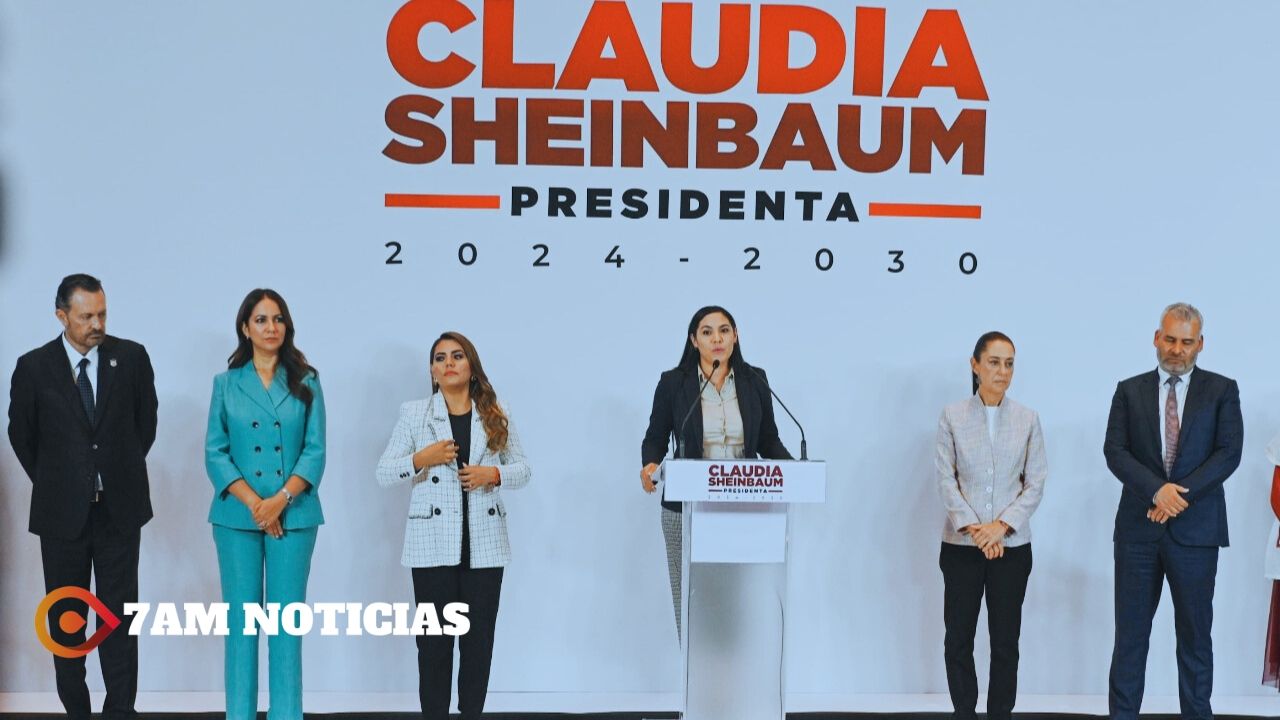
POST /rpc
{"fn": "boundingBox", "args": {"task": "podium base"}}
[683,561,786,720]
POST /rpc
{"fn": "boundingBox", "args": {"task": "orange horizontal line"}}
[868,203,982,219]
[385,193,501,210]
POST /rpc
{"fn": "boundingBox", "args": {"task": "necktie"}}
[1164,375,1180,475]
[76,357,96,424]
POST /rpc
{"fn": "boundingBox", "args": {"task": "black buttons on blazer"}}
[274,421,281,428]
[274,446,281,453]
[252,421,260,429]
[276,469,282,476]
[487,508,496,516]
[431,476,440,484]
[433,508,441,516]
[255,470,262,477]
[254,446,261,453]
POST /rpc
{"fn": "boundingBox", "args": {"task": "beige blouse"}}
[699,368,746,459]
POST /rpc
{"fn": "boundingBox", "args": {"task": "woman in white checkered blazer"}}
[935,331,1047,720]
[376,332,531,720]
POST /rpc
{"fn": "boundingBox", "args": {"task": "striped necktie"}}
[1164,375,1180,475]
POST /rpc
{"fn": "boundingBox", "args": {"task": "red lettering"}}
[589,100,615,167]
[695,102,759,169]
[383,94,448,164]
[761,104,836,170]
[836,105,903,172]
[451,97,520,165]
[526,99,585,166]
[481,0,555,88]
[661,3,751,94]
[386,0,476,89]
[758,5,846,94]
[620,101,689,168]
[888,10,988,100]
[852,7,886,97]
[558,2,659,91]
[909,107,985,174]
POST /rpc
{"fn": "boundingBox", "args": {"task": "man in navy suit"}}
[1104,302,1242,720]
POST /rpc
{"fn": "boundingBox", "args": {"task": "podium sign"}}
[661,460,826,563]
[661,459,826,503]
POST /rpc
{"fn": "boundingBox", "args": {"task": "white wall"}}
[1,0,1278,703]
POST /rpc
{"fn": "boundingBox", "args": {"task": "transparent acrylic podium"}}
[658,459,826,720]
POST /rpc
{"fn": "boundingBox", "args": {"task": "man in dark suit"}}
[1103,302,1242,720]
[8,274,158,720]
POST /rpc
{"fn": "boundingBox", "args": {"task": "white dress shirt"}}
[1157,365,1194,464]
[62,334,102,491]
[699,368,745,459]
[62,333,99,397]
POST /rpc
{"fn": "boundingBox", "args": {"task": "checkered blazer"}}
[376,394,531,568]
[935,394,1047,547]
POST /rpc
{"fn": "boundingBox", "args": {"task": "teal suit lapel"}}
[235,363,281,416]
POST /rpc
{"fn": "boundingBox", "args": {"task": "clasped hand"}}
[963,521,1009,560]
[1147,482,1190,524]
[251,495,285,539]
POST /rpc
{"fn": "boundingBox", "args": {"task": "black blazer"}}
[1103,367,1241,547]
[641,363,792,510]
[8,335,158,539]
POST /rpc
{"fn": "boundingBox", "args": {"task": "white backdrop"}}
[2,0,1279,707]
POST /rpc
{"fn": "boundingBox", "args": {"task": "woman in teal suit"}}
[205,288,325,720]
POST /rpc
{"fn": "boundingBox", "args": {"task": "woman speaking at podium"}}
[934,331,1047,720]
[376,331,531,720]
[639,305,792,636]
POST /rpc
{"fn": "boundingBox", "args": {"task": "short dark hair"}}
[55,274,103,311]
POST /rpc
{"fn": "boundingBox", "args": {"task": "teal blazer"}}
[204,363,326,530]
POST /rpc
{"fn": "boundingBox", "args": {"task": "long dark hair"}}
[676,305,747,374]
[971,331,1014,395]
[228,289,317,408]
[430,331,509,453]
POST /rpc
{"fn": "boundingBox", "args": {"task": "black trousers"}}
[39,501,140,720]
[411,565,504,720]
[939,542,1033,720]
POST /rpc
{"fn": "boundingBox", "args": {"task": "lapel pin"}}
[109,359,118,367]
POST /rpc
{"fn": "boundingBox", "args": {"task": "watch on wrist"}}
[281,488,295,505]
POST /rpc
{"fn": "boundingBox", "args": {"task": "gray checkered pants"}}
[661,506,682,639]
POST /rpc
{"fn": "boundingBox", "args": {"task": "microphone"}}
[747,364,808,461]
[676,359,719,458]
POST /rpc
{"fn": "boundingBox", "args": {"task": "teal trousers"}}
[212,525,317,720]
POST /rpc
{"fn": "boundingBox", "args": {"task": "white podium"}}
[659,459,826,720]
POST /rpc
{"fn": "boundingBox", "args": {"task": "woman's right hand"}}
[640,463,659,493]
[414,439,458,469]
[981,540,1004,560]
